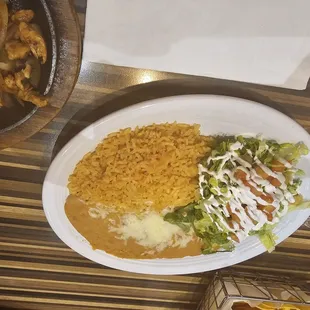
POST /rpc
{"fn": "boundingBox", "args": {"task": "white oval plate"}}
[43,95,310,275]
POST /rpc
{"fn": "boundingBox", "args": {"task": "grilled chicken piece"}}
[6,23,20,41]
[14,70,25,90]
[3,73,18,91]
[17,86,47,107]
[11,10,34,23]
[0,0,8,50]
[0,73,17,106]
[14,64,32,90]
[0,72,47,107]
[5,40,30,60]
[0,72,6,89]
[22,63,31,79]
[19,22,47,64]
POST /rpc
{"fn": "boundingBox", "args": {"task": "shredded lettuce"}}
[250,200,310,253]
[163,203,198,233]
[164,202,235,254]
[277,142,309,163]
[235,136,309,166]
[287,179,302,195]
[288,200,310,212]
[258,229,277,253]
[249,224,277,252]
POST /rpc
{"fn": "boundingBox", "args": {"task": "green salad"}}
[164,136,309,254]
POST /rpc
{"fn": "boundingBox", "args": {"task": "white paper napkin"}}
[84,0,310,90]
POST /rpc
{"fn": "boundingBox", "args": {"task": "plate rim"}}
[42,94,310,275]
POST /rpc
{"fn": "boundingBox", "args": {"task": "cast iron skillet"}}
[0,0,57,132]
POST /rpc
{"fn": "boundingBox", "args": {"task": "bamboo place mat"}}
[1,1,310,309]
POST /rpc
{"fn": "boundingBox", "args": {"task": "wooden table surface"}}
[1,1,310,309]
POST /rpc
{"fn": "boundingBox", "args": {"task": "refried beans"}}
[65,195,202,259]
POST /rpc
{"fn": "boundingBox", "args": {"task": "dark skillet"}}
[0,0,57,132]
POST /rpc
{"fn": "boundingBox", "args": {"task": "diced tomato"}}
[230,233,240,243]
[231,213,241,225]
[255,166,269,179]
[264,205,276,213]
[234,169,247,180]
[226,203,232,215]
[227,220,234,229]
[270,160,285,172]
[266,212,273,221]
[227,212,242,229]
[257,204,264,211]
[245,207,258,225]
[258,204,275,213]
[243,180,262,197]
[257,204,274,221]
[268,176,281,187]
[260,194,274,203]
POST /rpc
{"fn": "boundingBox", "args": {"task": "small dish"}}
[0,0,81,149]
[0,0,57,132]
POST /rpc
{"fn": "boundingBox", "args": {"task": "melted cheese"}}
[88,204,115,219]
[109,212,193,252]
[88,207,108,219]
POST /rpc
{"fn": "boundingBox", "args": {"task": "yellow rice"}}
[68,123,213,213]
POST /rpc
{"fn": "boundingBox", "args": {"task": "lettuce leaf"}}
[277,142,309,163]
[164,202,199,233]
[164,203,234,254]
[258,229,277,253]
[288,200,310,212]
[249,224,277,253]
[252,201,310,252]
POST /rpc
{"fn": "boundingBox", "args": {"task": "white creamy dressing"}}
[199,140,296,243]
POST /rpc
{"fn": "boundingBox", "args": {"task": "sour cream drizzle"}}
[199,139,297,243]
